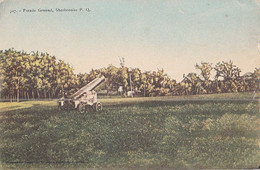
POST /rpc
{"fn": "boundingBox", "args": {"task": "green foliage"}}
[0,49,259,100]
[0,49,77,100]
[214,61,241,93]
[196,62,213,93]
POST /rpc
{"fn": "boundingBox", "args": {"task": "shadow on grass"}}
[103,100,259,117]
[104,99,259,106]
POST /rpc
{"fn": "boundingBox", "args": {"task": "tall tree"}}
[214,61,241,93]
[196,62,213,93]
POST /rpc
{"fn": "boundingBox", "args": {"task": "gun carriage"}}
[58,75,105,113]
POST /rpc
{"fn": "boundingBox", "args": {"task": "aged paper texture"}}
[0,0,260,169]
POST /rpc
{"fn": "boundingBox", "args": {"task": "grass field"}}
[0,93,259,169]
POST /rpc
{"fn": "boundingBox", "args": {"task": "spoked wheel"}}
[78,103,86,113]
[95,102,102,112]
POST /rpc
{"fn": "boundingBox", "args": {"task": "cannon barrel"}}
[70,75,105,99]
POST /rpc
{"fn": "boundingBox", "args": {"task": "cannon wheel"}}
[95,102,102,112]
[78,103,86,113]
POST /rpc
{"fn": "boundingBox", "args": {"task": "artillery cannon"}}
[58,75,105,113]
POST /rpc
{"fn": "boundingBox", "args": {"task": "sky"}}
[0,0,260,81]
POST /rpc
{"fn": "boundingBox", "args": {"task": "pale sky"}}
[0,0,260,81]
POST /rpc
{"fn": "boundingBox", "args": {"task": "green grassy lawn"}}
[0,93,259,169]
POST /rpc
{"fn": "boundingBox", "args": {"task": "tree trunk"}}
[17,89,20,102]
[27,92,30,100]
[44,90,47,99]
[32,90,35,99]
[37,90,40,99]
[24,91,26,100]
[20,90,23,99]
[52,89,56,98]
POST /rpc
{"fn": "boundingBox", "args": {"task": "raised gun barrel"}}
[70,75,105,99]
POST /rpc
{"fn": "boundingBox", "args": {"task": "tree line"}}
[0,49,259,101]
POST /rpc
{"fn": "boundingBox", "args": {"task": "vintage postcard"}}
[0,0,259,169]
